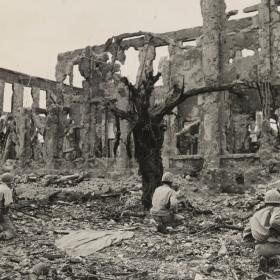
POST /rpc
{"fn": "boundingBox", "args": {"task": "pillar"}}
[200,0,227,168]
[31,87,40,109]
[162,112,178,168]
[12,83,24,115]
[80,83,91,159]
[44,105,64,168]
[46,90,54,109]
[103,105,109,157]
[17,108,32,168]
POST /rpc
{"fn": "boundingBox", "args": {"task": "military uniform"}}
[150,172,184,233]
[0,174,16,240]
[243,189,280,271]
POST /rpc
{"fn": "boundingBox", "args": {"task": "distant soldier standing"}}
[247,116,261,153]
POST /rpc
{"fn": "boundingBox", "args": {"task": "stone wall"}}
[0,68,84,169]
[158,0,280,161]
[53,2,272,174]
[0,64,139,173]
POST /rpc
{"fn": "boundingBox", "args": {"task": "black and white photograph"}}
[1,0,280,279]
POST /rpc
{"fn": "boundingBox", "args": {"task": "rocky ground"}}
[0,173,279,280]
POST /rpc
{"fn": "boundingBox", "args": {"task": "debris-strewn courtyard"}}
[3,0,280,279]
[0,172,276,280]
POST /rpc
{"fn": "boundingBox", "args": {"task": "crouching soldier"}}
[0,173,16,240]
[150,172,184,233]
[243,189,280,272]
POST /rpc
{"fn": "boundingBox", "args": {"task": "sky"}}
[0,0,259,86]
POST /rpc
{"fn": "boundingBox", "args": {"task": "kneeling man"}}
[243,189,280,271]
[150,172,184,233]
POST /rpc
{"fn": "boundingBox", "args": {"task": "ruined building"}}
[0,0,280,184]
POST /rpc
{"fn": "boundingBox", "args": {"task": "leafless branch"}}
[119,77,137,93]
[150,82,249,121]
[108,103,136,122]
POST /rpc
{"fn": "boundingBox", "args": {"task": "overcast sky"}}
[0,0,258,84]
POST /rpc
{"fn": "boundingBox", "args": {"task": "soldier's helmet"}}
[1,173,13,184]
[265,189,280,204]
[161,172,173,184]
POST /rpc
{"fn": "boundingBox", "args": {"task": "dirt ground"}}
[0,173,279,280]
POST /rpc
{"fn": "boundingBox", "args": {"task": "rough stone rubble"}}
[0,0,279,189]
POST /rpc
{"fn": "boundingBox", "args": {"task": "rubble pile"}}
[0,174,278,279]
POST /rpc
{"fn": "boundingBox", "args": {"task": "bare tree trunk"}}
[133,121,165,209]
[140,152,163,209]
[111,73,243,209]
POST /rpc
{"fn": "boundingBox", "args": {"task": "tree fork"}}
[108,76,249,208]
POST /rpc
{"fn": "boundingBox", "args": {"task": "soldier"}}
[2,118,18,161]
[0,173,16,240]
[150,172,184,233]
[243,189,280,272]
[247,116,261,153]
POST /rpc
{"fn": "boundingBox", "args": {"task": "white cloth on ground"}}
[55,230,134,256]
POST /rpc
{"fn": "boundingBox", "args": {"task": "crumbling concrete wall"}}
[52,2,270,174]
[154,3,263,164]
[271,3,280,83]
[223,30,259,83]
[2,0,278,174]
[159,0,280,162]
[169,46,203,121]
[0,68,83,168]
[55,41,137,171]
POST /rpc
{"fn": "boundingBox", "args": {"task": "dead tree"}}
[78,32,246,209]
[109,73,240,209]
